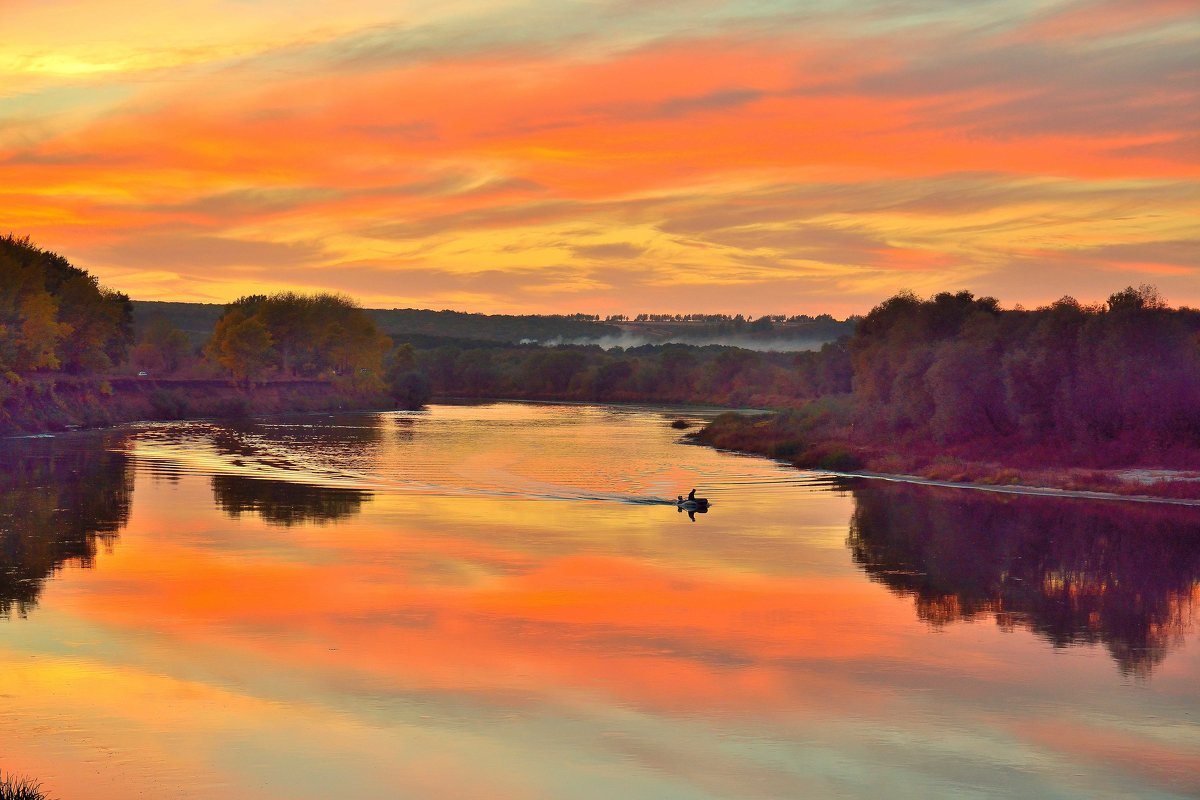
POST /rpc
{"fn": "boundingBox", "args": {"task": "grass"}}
[0,772,48,800]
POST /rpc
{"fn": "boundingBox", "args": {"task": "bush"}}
[215,395,252,418]
[799,445,863,472]
[148,388,191,420]
[388,370,432,410]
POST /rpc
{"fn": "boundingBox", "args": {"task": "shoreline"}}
[5,387,1197,508]
[0,375,396,436]
[825,469,1200,507]
[685,411,1200,506]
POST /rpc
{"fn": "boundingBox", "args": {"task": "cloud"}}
[571,242,647,260]
[100,231,325,270]
[3,0,1198,312]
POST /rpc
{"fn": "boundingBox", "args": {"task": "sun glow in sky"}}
[2,0,1197,314]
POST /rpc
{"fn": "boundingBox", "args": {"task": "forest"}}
[695,287,1200,485]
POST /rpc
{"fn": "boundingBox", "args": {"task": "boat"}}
[675,497,710,510]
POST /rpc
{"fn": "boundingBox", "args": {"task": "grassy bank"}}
[690,401,1200,502]
[0,375,393,435]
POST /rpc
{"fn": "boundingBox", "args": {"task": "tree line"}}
[849,286,1200,460]
[7,236,1197,459]
[409,339,850,407]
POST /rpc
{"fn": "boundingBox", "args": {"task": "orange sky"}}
[2,0,1197,315]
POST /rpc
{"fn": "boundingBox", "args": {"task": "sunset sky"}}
[2,0,1197,315]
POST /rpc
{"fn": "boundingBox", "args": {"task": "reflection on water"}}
[849,481,1200,677]
[0,435,132,617]
[212,475,372,526]
[2,403,1199,799]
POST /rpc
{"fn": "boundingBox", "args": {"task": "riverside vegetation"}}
[693,287,1200,498]
[3,235,1198,497]
[0,235,429,432]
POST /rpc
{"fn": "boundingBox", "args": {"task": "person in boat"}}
[687,488,696,501]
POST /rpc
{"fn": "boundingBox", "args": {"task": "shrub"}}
[215,395,252,418]
[148,389,191,420]
[799,445,863,471]
[388,370,432,410]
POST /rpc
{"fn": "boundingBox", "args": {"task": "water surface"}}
[2,402,1198,798]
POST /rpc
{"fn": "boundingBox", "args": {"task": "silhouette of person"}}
[687,488,696,501]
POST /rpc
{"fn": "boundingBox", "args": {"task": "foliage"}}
[404,340,851,408]
[0,234,133,375]
[131,315,193,374]
[206,309,275,381]
[387,370,432,410]
[206,292,390,381]
[849,287,1200,458]
[148,388,193,420]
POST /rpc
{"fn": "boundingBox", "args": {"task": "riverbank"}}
[0,375,393,435]
[690,408,1200,503]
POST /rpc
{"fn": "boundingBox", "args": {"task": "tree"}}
[133,316,192,374]
[205,292,390,381]
[207,310,274,381]
[387,370,432,409]
[0,235,132,375]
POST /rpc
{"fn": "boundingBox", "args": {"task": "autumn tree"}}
[206,292,390,381]
[132,316,193,374]
[0,235,132,376]
[206,309,275,381]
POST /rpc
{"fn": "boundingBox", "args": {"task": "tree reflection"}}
[848,481,1200,677]
[0,435,132,617]
[211,475,371,526]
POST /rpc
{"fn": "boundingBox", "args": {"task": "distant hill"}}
[132,301,620,345]
[366,308,619,343]
[131,301,225,347]
[131,301,855,351]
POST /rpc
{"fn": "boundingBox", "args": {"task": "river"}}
[1,402,1198,798]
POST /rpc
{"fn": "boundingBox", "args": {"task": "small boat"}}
[676,495,710,521]
[676,497,710,510]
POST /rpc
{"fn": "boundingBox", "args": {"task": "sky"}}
[1,0,1197,315]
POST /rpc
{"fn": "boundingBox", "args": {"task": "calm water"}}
[2,402,1198,799]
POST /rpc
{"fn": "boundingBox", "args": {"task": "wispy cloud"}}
[0,0,1196,313]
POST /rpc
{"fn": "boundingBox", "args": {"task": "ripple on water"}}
[121,403,829,505]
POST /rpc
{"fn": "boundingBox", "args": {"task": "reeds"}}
[0,772,48,800]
